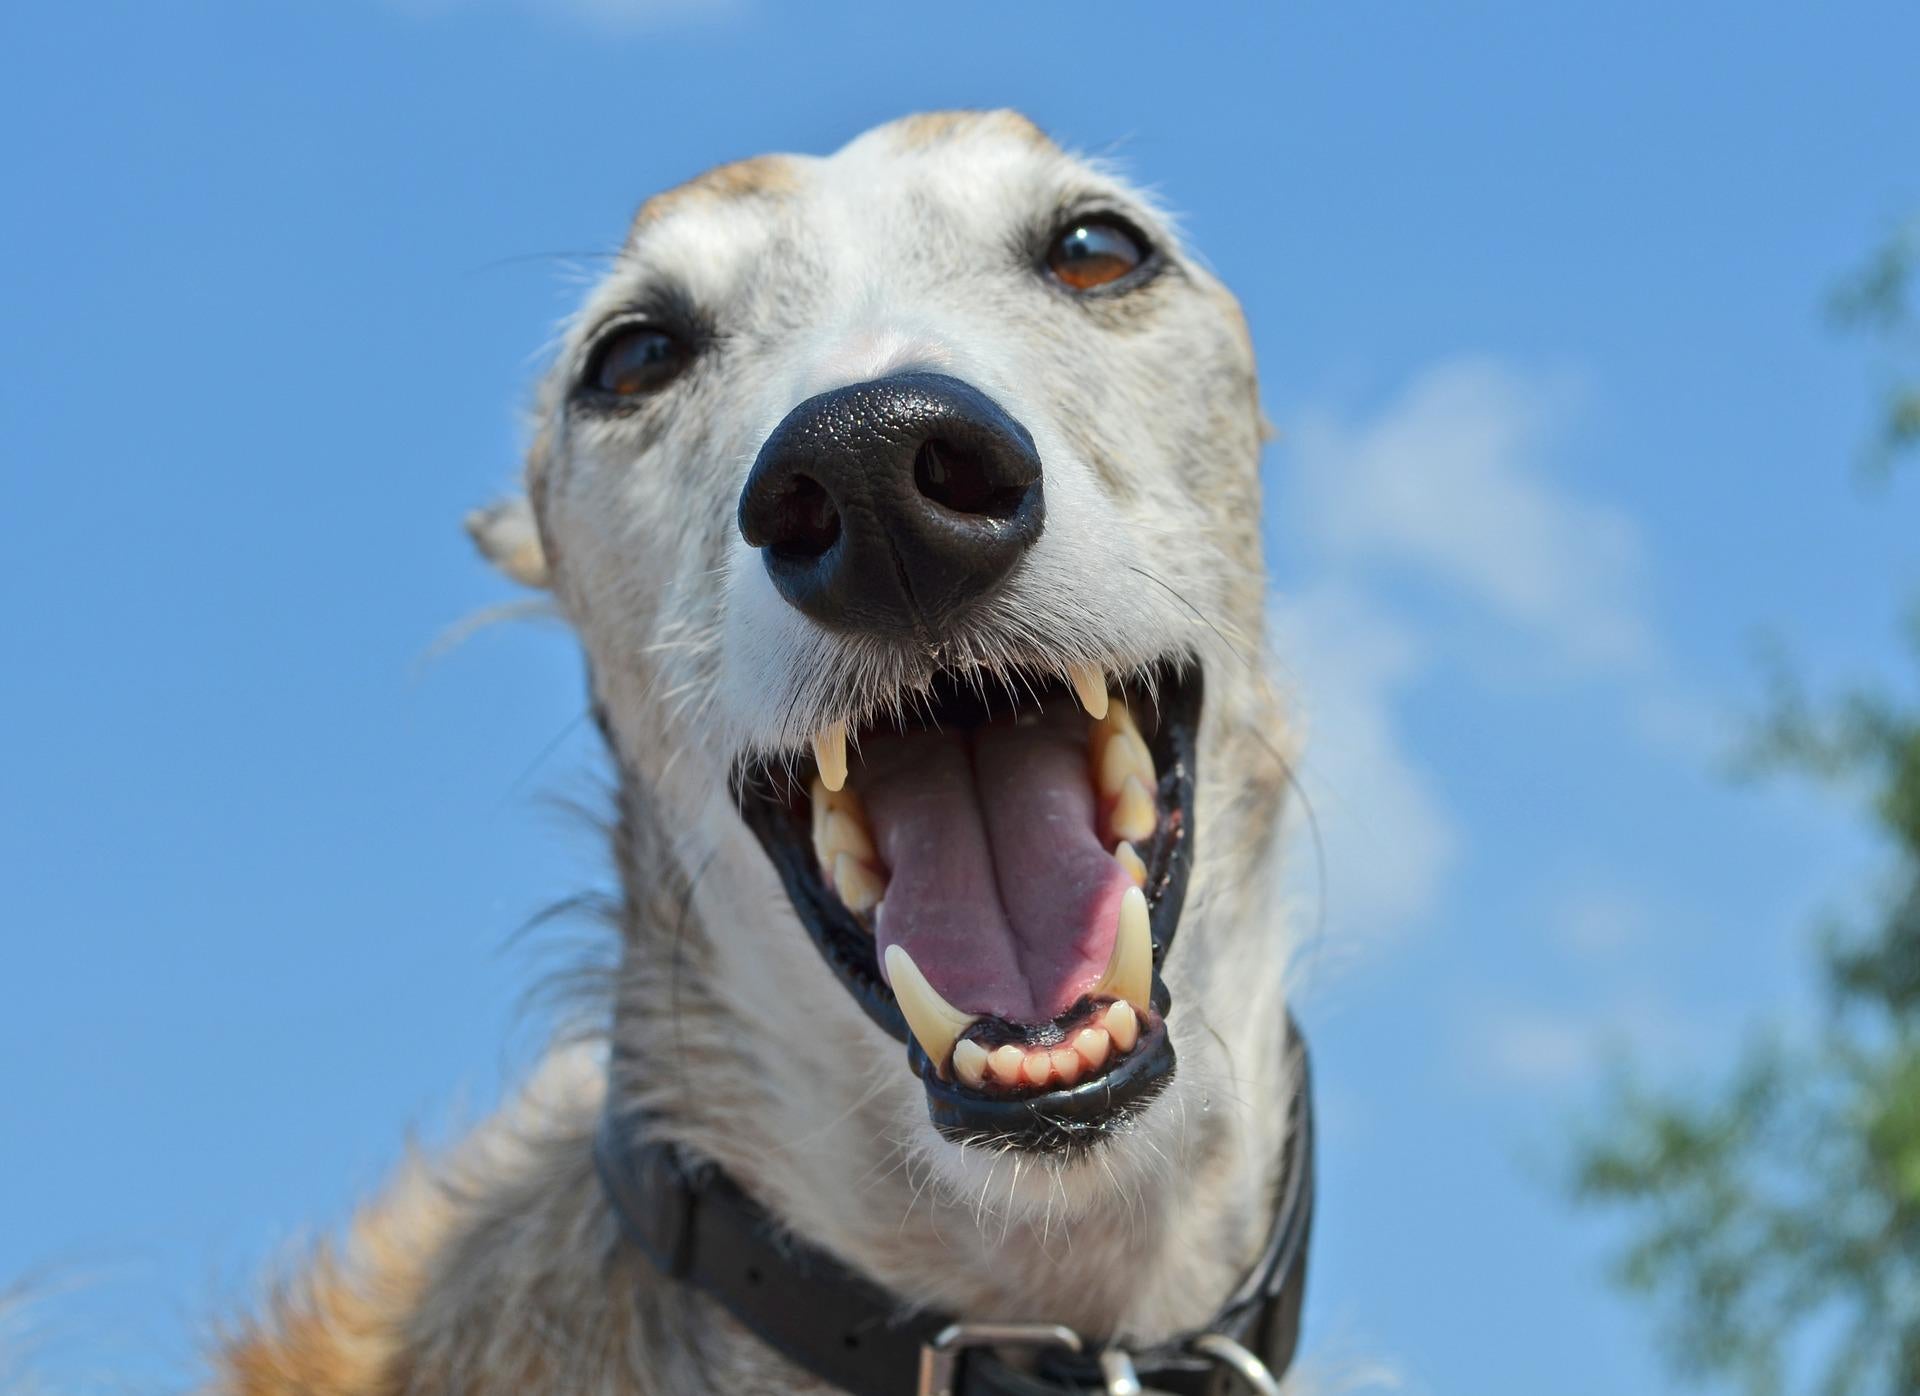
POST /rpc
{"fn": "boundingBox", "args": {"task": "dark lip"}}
[734,658,1202,1145]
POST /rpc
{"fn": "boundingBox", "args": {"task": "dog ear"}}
[465,494,549,589]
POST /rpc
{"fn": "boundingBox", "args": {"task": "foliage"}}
[1829,219,1920,479]
[1569,230,1920,1394]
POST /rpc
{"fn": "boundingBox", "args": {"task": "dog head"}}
[476,110,1289,1207]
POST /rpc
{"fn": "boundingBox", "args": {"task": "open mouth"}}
[736,657,1200,1148]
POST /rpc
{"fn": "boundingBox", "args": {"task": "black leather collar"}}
[595,1020,1314,1396]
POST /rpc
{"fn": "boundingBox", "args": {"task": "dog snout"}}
[736,372,1045,636]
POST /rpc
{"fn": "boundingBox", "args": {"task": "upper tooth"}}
[1110,774,1157,843]
[834,853,885,914]
[1104,702,1143,743]
[813,721,849,793]
[810,776,832,850]
[822,809,875,862]
[1069,663,1110,720]
[884,944,978,1075]
[1094,884,1153,1009]
[1114,841,1148,887]
[1097,728,1154,797]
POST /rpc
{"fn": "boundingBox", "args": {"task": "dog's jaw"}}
[593,654,1296,1340]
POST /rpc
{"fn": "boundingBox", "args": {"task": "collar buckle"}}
[1187,1333,1281,1396]
[916,1321,1085,1396]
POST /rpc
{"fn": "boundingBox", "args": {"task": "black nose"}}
[737,372,1046,637]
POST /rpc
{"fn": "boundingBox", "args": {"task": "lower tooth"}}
[1104,1000,1140,1053]
[989,1044,1026,1085]
[1074,1026,1111,1070]
[953,1038,989,1089]
[1094,885,1154,1009]
[884,945,979,1074]
[1050,1048,1082,1085]
[1022,1053,1053,1087]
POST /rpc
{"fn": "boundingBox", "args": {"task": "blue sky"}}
[3,2,1917,1391]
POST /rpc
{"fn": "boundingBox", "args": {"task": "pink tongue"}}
[861,706,1131,1025]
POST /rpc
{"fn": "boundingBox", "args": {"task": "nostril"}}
[765,475,842,560]
[913,439,1029,521]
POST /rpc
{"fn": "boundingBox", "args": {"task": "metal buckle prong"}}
[1098,1348,1143,1396]
[917,1321,1085,1396]
[1189,1333,1282,1396]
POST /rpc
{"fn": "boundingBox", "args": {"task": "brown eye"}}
[1046,218,1150,291]
[587,325,688,396]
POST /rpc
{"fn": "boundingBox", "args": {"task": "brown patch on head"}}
[631,153,802,232]
[888,108,1054,152]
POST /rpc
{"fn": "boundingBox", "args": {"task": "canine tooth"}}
[884,945,978,1075]
[1022,1052,1054,1087]
[1093,885,1154,1010]
[834,853,884,913]
[1069,663,1110,720]
[814,721,849,793]
[1104,1000,1140,1054]
[989,1044,1026,1085]
[1110,774,1157,843]
[1114,842,1148,887]
[1050,1048,1083,1085]
[953,1038,990,1090]
[823,809,876,862]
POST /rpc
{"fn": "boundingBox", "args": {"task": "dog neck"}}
[600,754,1298,1352]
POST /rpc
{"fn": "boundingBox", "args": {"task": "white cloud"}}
[1458,993,1711,1091]
[1264,356,1694,956]
[1269,583,1457,948]
[1552,887,1651,959]
[1282,358,1651,670]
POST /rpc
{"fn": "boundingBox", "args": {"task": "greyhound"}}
[214,109,1312,1396]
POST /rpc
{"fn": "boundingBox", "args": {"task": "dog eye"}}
[1045,218,1150,292]
[585,325,689,397]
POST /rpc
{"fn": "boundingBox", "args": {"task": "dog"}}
[214,109,1310,1396]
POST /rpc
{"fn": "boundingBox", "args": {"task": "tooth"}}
[1110,774,1157,843]
[834,853,884,913]
[1074,1026,1111,1070]
[1097,729,1154,798]
[1104,1000,1140,1053]
[1114,842,1148,887]
[884,945,978,1074]
[823,809,876,862]
[810,776,832,853]
[1050,1048,1083,1085]
[953,1038,989,1089]
[1022,1052,1054,1087]
[1069,663,1110,720]
[1094,885,1153,1009]
[989,1044,1026,1085]
[813,721,848,793]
